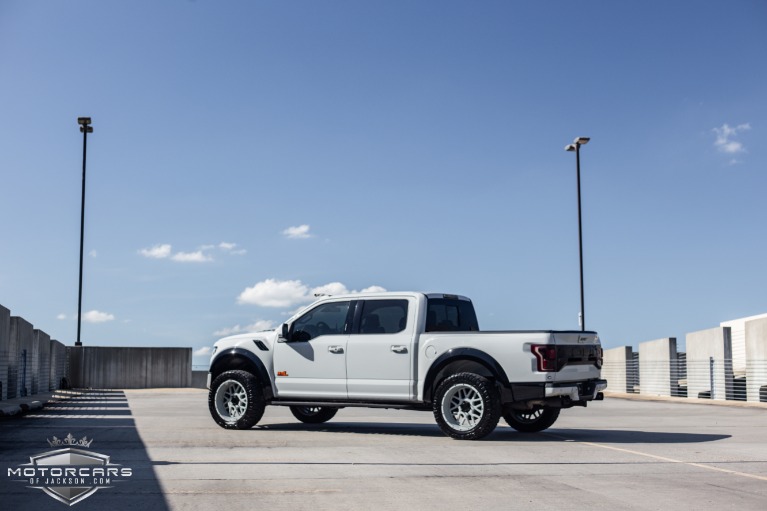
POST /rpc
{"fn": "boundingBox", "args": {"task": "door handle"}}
[328,346,344,354]
[390,345,408,354]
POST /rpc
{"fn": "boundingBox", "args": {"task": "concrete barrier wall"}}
[603,346,634,393]
[601,314,765,403]
[4,330,67,398]
[37,330,51,394]
[67,346,192,389]
[1,302,193,396]
[746,317,767,402]
[686,327,734,400]
[30,329,49,395]
[50,340,67,391]
[0,305,9,400]
[10,317,34,398]
[638,337,679,397]
[191,370,208,389]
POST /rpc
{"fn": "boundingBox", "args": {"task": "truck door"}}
[346,298,414,401]
[273,300,352,399]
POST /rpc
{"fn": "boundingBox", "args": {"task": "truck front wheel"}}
[289,406,338,424]
[503,406,560,432]
[433,372,501,440]
[209,370,265,430]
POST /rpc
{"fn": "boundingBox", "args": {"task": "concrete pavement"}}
[1,389,766,510]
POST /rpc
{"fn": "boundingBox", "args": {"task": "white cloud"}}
[56,313,68,320]
[81,310,115,323]
[219,242,246,255]
[238,279,309,307]
[171,250,213,263]
[141,242,245,262]
[139,244,172,259]
[360,285,387,293]
[89,250,98,258]
[282,224,312,239]
[237,279,387,308]
[194,347,213,357]
[713,123,751,154]
[213,319,276,337]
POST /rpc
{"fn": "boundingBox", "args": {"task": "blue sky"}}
[1,1,765,365]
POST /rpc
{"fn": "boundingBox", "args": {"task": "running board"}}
[270,400,428,411]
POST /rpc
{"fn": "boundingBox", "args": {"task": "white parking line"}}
[548,433,767,482]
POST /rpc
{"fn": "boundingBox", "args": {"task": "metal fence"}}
[602,357,767,402]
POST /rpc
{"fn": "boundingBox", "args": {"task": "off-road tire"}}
[289,406,339,424]
[209,370,265,429]
[432,372,501,440]
[503,405,560,432]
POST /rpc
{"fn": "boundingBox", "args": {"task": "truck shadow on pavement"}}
[541,428,731,444]
[256,422,730,443]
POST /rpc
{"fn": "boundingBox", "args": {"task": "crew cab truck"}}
[207,292,606,440]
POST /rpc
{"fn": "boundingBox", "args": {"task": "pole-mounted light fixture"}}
[565,136,589,331]
[75,117,93,347]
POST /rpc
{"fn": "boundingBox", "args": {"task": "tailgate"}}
[551,331,602,381]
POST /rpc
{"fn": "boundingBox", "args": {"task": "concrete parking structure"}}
[1,389,766,510]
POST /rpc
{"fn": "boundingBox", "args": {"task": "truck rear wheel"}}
[209,370,265,429]
[503,406,560,432]
[289,406,338,424]
[433,372,500,440]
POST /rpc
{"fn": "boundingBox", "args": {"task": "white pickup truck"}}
[207,292,606,440]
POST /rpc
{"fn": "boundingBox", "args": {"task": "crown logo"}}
[47,433,93,448]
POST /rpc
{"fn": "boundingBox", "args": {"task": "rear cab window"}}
[425,295,480,332]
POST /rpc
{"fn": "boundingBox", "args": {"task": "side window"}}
[358,300,408,335]
[291,301,351,342]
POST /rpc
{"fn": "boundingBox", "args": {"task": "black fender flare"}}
[422,347,510,403]
[209,347,274,401]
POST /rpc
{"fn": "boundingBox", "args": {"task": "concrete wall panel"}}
[67,347,192,389]
[0,305,9,400]
[191,371,208,389]
[34,330,51,394]
[9,317,34,398]
[603,346,634,393]
[745,317,767,402]
[638,337,679,397]
[686,327,733,400]
[50,340,67,390]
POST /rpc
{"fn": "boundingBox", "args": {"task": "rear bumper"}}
[505,378,607,404]
[546,379,607,401]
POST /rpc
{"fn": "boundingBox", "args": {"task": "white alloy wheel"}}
[441,383,485,431]
[215,379,249,421]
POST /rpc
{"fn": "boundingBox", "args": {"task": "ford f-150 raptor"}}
[207,292,606,440]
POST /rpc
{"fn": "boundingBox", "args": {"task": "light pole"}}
[76,117,93,347]
[565,137,590,331]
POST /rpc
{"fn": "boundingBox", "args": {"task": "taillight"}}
[595,346,603,369]
[531,344,558,372]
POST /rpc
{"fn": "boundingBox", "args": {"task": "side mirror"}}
[279,323,290,342]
